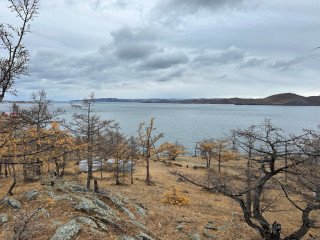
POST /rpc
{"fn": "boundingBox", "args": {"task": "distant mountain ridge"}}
[89,93,320,106]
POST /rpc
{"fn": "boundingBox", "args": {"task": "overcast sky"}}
[1,0,320,101]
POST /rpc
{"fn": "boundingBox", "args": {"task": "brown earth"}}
[0,156,320,240]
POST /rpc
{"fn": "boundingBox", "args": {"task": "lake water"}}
[1,102,319,154]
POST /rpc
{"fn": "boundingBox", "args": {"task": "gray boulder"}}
[0,213,8,225]
[0,197,21,209]
[74,197,96,213]
[25,190,40,200]
[204,224,217,231]
[189,234,201,240]
[136,232,154,240]
[50,220,81,240]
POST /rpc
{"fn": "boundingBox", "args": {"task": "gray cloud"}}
[156,69,185,82]
[240,58,267,68]
[153,0,260,20]
[111,26,159,44]
[115,43,157,60]
[139,51,189,70]
[111,26,160,60]
[193,46,245,65]
[269,55,308,71]
[2,0,320,101]
[217,74,228,80]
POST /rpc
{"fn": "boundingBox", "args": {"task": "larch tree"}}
[126,136,141,184]
[0,0,39,101]
[68,93,115,189]
[138,117,163,185]
[199,138,216,167]
[173,120,320,240]
[12,90,64,175]
[157,141,186,160]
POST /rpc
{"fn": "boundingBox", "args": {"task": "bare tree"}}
[0,0,39,101]
[126,136,140,184]
[138,118,163,185]
[68,93,115,189]
[174,120,320,240]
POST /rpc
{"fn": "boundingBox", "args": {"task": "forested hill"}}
[92,93,320,106]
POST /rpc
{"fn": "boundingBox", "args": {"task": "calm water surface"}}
[1,102,319,153]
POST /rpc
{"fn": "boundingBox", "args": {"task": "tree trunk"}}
[218,153,221,173]
[8,163,16,195]
[60,154,66,177]
[131,160,134,184]
[87,149,93,189]
[54,158,60,176]
[146,155,150,185]
[115,159,120,185]
[94,180,99,193]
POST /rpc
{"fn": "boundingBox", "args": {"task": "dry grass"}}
[1,156,320,240]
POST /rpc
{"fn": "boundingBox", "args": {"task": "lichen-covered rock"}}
[95,216,121,230]
[135,232,154,240]
[25,189,40,200]
[50,220,81,240]
[68,184,88,193]
[96,220,109,232]
[107,195,137,220]
[134,205,146,218]
[204,224,217,230]
[0,214,8,225]
[90,228,105,237]
[203,232,217,239]
[176,225,184,230]
[8,198,22,209]
[93,197,115,214]
[76,216,98,229]
[118,236,135,240]
[0,197,21,209]
[189,234,201,240]
[74,197,96,213]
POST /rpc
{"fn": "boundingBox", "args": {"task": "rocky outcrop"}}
[0,175,159,240]
[0,197,21,209]
[50,220,82,240]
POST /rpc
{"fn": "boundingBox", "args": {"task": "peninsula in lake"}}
[92,93,320,106]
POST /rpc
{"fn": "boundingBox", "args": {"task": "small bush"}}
[161,187,190,206]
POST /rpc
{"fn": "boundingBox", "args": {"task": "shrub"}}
[161,187,190,206]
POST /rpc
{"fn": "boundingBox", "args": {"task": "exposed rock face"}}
[50,220,82,240]
[0,176,159,240]
[74,197,96,213]
[76,216,98,229]
[108,196,137,221]
[134,204,147,218]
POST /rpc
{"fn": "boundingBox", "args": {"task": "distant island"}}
[90,93,320,106]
